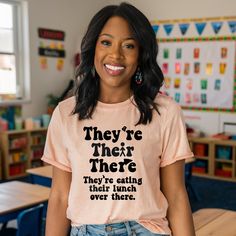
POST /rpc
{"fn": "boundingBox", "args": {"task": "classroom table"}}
[193,208,236,236]
[27,165,52,187]
[0,181,50,224]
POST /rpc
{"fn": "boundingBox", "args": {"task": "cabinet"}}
[0,128,47,180]
[213,140,236,179]
[189,137,236,181]
[29,129,47,168]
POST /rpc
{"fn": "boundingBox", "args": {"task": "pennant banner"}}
[228,21,236,33]
[152,25,159,35]
[195,22,206,35]
[211,22,223,34]
[163,24,174,36]
[179,23,190,35]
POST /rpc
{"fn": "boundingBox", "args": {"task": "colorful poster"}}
[38,28,66,71]
[158,38,236,111]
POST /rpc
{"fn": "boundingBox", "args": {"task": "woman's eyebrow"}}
[99,33,135,41]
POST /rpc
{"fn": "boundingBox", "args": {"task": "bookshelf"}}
[0,128,47,180]
[189,137,236,182]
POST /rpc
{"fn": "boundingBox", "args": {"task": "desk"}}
[27,165,52,187]
[0,181,50,223]
[193,208,236,236]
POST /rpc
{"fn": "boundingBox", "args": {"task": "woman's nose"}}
[109,44,123,59]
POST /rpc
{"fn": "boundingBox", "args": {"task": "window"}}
[0,0,30,104]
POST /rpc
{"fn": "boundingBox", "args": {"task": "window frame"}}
[0,0,30,105]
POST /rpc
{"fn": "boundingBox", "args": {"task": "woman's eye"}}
[101,40,111,46]
[124,44,135,49]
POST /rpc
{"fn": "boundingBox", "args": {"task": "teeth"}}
[105,64,124,71]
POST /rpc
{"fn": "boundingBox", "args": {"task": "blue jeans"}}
[70,221,169,236]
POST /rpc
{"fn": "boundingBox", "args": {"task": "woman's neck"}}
[98,88,133,104]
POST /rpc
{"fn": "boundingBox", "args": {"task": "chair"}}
[185,159,201,201]
[0,204,44,236]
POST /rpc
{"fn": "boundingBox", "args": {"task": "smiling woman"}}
[41,2,195,236]
[73,2,164,124]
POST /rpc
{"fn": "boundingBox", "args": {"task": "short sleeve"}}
[160,100,193,167]
[41,105,71,172]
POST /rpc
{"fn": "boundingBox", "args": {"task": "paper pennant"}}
[163,24,174,36]
[152,25,159,35]
[195,22,206,35]
[211,22,223,34]
[179,23,190,35]
[228,21,236,33]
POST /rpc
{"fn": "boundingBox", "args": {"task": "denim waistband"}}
[71,221,169,236]
[78,221,139,235]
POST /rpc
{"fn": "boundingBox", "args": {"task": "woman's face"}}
[94,16,139,91]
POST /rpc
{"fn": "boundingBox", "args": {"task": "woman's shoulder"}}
[154,92,181,114]
[56,96,76,117]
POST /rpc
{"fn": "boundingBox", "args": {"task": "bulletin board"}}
[152,16,236,112]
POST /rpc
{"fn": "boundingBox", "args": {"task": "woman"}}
[42,2,195,236]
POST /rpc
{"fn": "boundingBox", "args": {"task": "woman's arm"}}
[45,166,72,236]
[160,160,195,236]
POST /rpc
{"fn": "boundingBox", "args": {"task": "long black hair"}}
[73,2,164,125]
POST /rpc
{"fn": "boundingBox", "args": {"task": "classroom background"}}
[0,0,236,235]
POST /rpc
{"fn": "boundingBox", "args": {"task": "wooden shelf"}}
[9,160,28,165]
[195,156,209,160]
[9,147,28,152]
[31,144,45,148]
[189,137,236,181]
[7,173,27,180]
[192,173,211,178]
[0,127,47,135]
[0,128,47,180]
[215,159,233,163]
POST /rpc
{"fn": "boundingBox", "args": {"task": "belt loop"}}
[124,221,134,236]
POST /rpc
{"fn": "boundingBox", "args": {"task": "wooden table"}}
[193,208,236,236]
[0,181,50,223]
[27,165,52,187]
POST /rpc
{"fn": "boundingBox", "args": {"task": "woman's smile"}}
[104,63,125,76]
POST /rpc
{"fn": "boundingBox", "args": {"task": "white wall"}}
[22,0,107,118]
[21,0,236,135]
[107,0,236,19]
[106,0,236,135]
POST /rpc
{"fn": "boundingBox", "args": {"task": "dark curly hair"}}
[73,2,164,125]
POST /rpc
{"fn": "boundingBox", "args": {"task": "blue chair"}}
[185,162,201,201]
[0,204,44,236]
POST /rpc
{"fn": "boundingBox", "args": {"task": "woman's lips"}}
[104,64,125,76]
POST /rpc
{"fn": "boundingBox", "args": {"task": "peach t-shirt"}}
[41,94,193,235]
